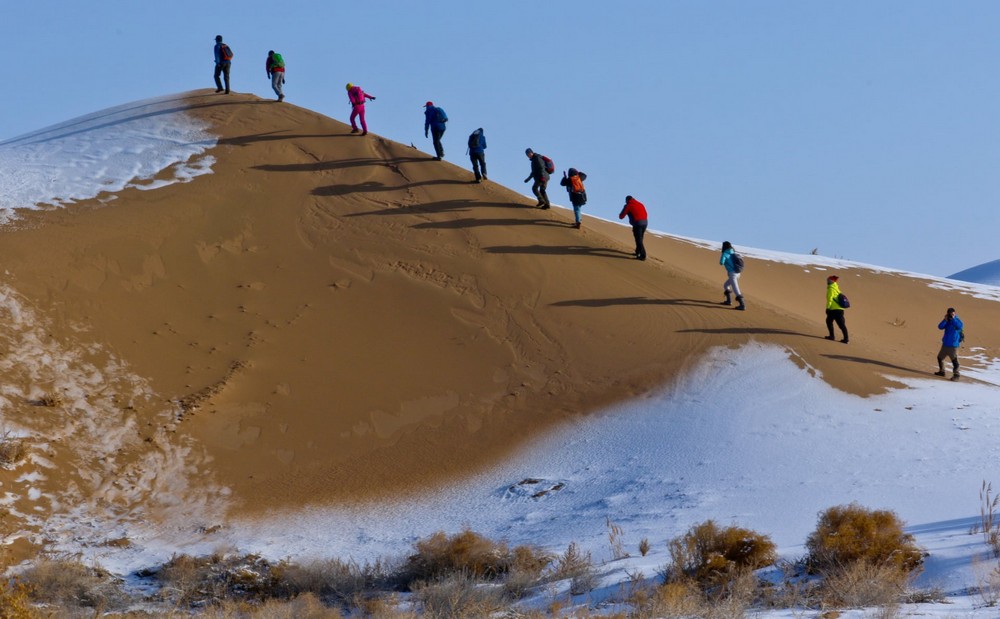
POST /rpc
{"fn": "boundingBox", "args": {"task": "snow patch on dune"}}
[0,95,216,219]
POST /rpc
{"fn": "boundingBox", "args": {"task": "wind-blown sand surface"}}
[0,91,998,563]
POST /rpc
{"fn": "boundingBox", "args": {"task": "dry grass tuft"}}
[0,429,27,467]
[20,558,127,612]
[155,552,290,607]
[552,541,597,595]
[980,480,1000,557]
[411,572,505,618]
[403,529,549,585]
[814,560,909,609]
[638,537,650,557]
[665,520,777,590]
[806,503,923,574]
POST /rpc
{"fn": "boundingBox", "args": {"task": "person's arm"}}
[619,204,629,220]
[365,92,376,101]
[720,250,728,266]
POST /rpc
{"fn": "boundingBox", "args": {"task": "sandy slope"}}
[0,91,996,548]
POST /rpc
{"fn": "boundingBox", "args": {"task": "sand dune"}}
[0,91,997,557]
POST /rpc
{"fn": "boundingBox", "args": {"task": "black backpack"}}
[732,253,745,273]
[468,131,481,149]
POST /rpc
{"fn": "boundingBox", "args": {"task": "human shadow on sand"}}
[313,178,470,197]
[345,200,533,217]
[415,218,566,230]
[677,327,825,338]
[552,297,736,308]
[487,245,635,259]
[257,156,432,173]
[821,354,925,375]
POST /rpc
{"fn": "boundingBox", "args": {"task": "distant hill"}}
[949,259,1000,286]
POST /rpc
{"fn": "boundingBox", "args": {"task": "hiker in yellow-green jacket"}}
[824,275,849,344]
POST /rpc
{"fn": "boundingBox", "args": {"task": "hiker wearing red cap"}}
[618,196,648,261]
[346,83,376,135]
[424,102,448,160]
[824,275,849,343]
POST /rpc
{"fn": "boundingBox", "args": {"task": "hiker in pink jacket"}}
[346,83,376,135]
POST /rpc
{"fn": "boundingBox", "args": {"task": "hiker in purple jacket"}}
[347,83,376,135]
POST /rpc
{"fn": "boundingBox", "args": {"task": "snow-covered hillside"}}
[950,259,1000,287]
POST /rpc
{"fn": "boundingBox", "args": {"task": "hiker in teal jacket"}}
[719,241,745,310]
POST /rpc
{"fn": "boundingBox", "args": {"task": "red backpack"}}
[540,155,555,175]
[220,44,234,61]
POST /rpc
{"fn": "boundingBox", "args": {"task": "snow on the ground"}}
[0,95,216,219]
[76,341,1000,616]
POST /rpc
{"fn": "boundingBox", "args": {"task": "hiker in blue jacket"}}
[467,128,487,182]
[935,307,964,381]
[213,35,232,94]
[424,102,448,160]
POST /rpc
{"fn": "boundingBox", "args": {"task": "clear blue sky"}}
[5,1,998,276]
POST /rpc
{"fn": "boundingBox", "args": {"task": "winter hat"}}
[215,35,223,42]
[827,275,839,282]
[948,307,956,313]
[568,167,578,176]
[722,241,733,251]
[625,195,634,202]
[346,83,353,90]
[425,101,434,107]
[525,148,534,156]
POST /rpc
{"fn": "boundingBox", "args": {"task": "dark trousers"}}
[431,128,445,158]
[470,152,487,180]
[531,178,550,207]
[826,309,848,340]
[214,62,231,93]
[937,345,959,374]
[632,222,647,260]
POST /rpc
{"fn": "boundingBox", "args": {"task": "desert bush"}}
[0,430,26,467]
[20,558,127,611]
[607,517,629,560]
[156,552,290,606]
[815,560,908,609]
[805,504,923,573]
[193,592,342,618]
[551,542,597,595]
[279,556,397,602]
[403,529,549,585]
[0,578,36,619]
[980,480,1000,557]
[638,537,650,557]
[411,572,505,618]
[665,520,777,589]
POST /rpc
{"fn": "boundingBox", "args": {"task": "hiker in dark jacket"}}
[265,51,285,101]
[559,168,587,228]
[523,148,551,209]
[424,102,448,160]
[468,128,487,182]
[213,35,232,94]
[935,307,964,381]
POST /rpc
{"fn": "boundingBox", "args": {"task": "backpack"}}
[436,107,448,124]
[271,52,284,69]
[836,292,850,309]
[540,155,555,175]
[468,130,481,150]
[220,44,234,61]
[731,253,745,273]
[959,328,966,345]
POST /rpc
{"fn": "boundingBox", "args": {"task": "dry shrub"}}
[551,542,597,595]
[816,560,908,609]
[666,520,777,589]
[411,572,504,618]
[403,529,549,585]
[280,556,395,602]
[0,430,26,467]
[806,504,923,574]
[20,558,127,611]
[156,552,289,606]
[638,537,650,557]
[0,579,36,619]
[194,592,342,618]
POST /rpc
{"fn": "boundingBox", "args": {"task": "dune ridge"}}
[0,91,997,560]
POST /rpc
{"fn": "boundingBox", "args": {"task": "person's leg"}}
[349,107,359,131]
[634,224,647,260]
[432,129,445,158]
[573,205,582,225]
[539,178,550,208]
[729,273,742,298]
[531,180,543,205]
[479,154,487,179]
[835,311,849,342]
[271,72,283,98]
[948,348,960,377]
[359,106,368,134]
[222,63,230,93]
[825,310,836,339]
[936,346,948,375]
[214,65,224,92]
[470,156,481,181]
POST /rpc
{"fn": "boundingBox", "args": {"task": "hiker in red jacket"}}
[618,196,648,261]
[346,83,376,135]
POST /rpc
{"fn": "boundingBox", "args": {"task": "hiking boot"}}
[482,175,488,180]
[951,374,961,381]
[361,131,368,136]
[841,339,849,344]
[433,156,442,161]
[824,335,836,341]
[277,95,284,102]
[573,222,581,229]
[722,291,732,306]
[735,296,745,311]
[215,88,223,93]
[351,128,359,134]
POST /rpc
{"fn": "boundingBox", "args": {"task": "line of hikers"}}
[212,36,967,383]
